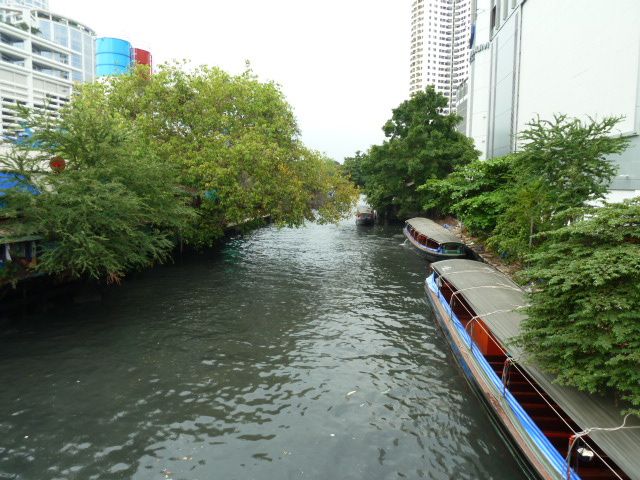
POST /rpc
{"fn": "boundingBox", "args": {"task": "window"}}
[70,28,82,52]
[37,19,51,40]
[490,5,496,31]
[53,23,68,47]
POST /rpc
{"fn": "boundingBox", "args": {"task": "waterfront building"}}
[0,0,95,138]
[460,0,640,200]
[409,0,472,113]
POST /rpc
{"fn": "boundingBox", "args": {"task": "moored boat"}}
[356,205,375,226]
[425,259,639,480]
[403,217,466,261]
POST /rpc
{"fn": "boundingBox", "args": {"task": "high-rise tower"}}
[409,0,472,113]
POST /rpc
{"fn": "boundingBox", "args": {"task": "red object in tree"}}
[50,156,66,172]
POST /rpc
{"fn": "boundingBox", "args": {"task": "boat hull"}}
[356,216,375,226]
[424,278,569,480]
[403,226,467,262]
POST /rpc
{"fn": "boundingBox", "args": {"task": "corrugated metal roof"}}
[406,218,462,245]
[432,259,640,480]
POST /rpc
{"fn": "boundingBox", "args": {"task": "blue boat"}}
[425,259,639,480]
[403,217,466,262]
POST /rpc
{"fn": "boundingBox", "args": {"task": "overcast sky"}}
[52,0,411,162]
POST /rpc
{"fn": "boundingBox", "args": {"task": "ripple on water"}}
[0,221,526,480]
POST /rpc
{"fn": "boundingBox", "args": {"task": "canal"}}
[0,220,526,480]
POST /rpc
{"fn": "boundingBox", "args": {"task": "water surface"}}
[0,221,526,479]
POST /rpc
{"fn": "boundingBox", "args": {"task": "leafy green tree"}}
[488,115,629,259]
[4,82,193,282]
[518,199,640,413]
[2,63,357,282]
[342,151,367,188]
[361,87,478,219]
[102,64,357,244]
[420,155,516,235]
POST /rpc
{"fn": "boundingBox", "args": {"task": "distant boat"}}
[403,217,466,261]
[425,259,639,480]
[356,205,375,226]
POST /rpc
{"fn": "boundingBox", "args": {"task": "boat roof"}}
[356,205,373,214]
[406,218,462,245]
[431,259,640,479]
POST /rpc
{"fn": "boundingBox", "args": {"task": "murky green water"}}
[0,221,526,480]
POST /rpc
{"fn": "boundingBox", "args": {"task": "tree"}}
[4,81,193,282]
[342,151,367,188]
[1,63,357,282]
[360,87,478,219]
[518,199,640,414]
[102,64,357,244]
[488,115,629,260]
[420,154,516,235]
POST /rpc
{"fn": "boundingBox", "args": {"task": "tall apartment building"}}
[0,0,95,138]
[409,0,472,112]
[459,0,640,201]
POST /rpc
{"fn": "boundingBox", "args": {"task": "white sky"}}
[52,0,411,162]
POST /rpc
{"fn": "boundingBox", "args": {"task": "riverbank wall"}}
[0,216,271,315]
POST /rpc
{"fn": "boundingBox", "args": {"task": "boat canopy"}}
[432,259,640,480]
[406,218,462,245]
[356,206,373,215]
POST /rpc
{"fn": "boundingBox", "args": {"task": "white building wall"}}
[517,0,639,136]
[466,0,491,157]
[486,7,519,158]
[0,5,95,138]
[515,0,640,197]
[466,0,640,197]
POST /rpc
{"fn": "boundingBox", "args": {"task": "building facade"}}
[461,0,640,200]
[0,0,95,138]
[0,0,49,9]
[409,0,472,113]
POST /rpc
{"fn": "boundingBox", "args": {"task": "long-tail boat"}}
[403,217,466,261]
[425,259,640,480]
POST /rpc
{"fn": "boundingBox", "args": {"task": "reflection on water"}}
[0,220,525,480]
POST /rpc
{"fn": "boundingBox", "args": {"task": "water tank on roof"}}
[96,37,132,77]
[133,48,152,70]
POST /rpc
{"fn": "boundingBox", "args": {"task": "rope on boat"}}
[501,357,513,396]
[565,414,640,480]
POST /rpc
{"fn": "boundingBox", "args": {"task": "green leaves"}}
[358,86,478,219]
[489,115,629,259]
[2,62,357,282]
[105,64,356,243]
[420,154,516,234]
[518,199,640,413]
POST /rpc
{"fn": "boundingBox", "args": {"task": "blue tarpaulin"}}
[0,172,39,197]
